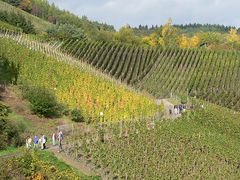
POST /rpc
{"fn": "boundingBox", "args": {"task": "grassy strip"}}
[38,150,100,179]
[0,147,19,156]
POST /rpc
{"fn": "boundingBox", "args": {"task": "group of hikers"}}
[26,130,64,152]
[169,104,187,115]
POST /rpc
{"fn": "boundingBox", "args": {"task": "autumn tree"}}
[142,18,178,47]
[227,28,239,43]
[159,18,178,47]
[142,33,158,47]
[19,0,32,12]
[190,35,200,47]
[179,35,188,48]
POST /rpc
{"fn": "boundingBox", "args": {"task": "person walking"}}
[52,132,56,146]
[28,136,32,149]
[39,136,43,150]
[58,131,63,152]
[41,135,46,150]
[26,136,29,149]
[33,135,38,149]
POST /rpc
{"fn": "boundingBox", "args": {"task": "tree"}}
[2,0,21,6]
[19,0,32,12]
[31,3,42,17]
[46,24,86,40]
[142,18,178,47]
[142,33,158,47]
[179,34,188,48]
[159,18,178,47]
[190,35,200,47]
[114,25,141,45]
[227,28,239,43]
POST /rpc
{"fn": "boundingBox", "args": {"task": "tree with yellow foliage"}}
[190,35,200,47]
[226,28,240,49]
[142,18,178,47]
[179,34,189,48]
[227,28,239,43]
[19,0,32,12]
[179,34,200,49]
[142,33,158,47]
[159,18,178,47]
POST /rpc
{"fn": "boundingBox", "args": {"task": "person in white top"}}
[42,135,46,150]
[58,131,63,152]
[52,132,56,146]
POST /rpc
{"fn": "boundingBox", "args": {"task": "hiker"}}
[26,136,30,148]
[44,135,47,149]
[27,136,32,149]
[174,105,179,115]
[41,135,46,150]
[179,105,183,113]
[34,135,38,149]
[58,131,63,152]
[39,136,43,150]
[52,132,56,146]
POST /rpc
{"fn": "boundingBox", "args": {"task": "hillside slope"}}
[0,32,157,122]
[58,38,240,111]
[66,101,240,179]
[0,0,53,33]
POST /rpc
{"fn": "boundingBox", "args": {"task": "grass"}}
[38,150,100,179]
[167,97,181,105]
[0,20,22,32]
[8,112,32,128]
[0,147,19,156]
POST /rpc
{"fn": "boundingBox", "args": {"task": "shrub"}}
[71,108,84,122]
[0,11,35,34]
[0,56,20,86]
[22,86,64,118]
[0,102,22,150]
[46,24,85,40]
[180,95,188,104]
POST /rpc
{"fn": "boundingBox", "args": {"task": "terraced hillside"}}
[2,29,240,112]
[60,39,240,111]
[138,49,240,111]
[0,33,157,122]
[60,39,160,85]
[65,102,240,179]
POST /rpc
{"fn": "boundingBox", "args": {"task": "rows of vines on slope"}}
[64,103,240,179]
[3,29,240,112]
[59,39,158,85]
[0,38,157,122]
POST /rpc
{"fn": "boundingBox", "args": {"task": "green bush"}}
[22,86,64,118]
[0,11,35,34]
[71,108,84,122]
[46,24,85,40]
[0,56,20,86]
[0,102,22,150]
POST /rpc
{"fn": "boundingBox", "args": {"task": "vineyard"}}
[64,102,240,179]
[1,1,240,179]
[59,39,160,85]
[2,29,240,112]
[0,33,157,122]
[59,38,240,111]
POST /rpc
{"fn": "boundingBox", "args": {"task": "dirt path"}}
[47,145,99,177]
[161,99,181,119]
